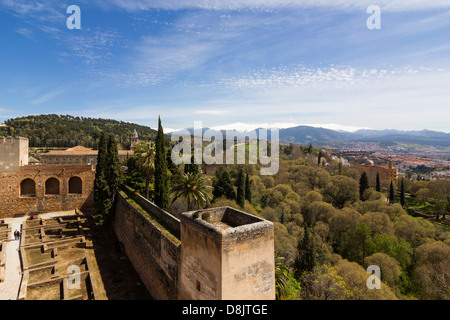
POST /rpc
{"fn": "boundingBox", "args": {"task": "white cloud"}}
[105,0,450,12]
[195,110,228,115]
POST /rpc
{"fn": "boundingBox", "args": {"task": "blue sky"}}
[1,0,450,133]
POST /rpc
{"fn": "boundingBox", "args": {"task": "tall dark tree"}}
[212,167,235,200]
[236,168,245,207]
[317,150,322,166]
[154,117,169,211]
[376,172,381,192]
[245,173,252,204]
[106,134,123,203]
[184,155,200,175]
[294,227,316,279]
[359,172,370,201]
[389,180,395,204]
[93,132,111,224]
[307,144,313,154]
[400,178,406,207]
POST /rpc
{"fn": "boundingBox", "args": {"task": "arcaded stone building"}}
[0,137,94,218]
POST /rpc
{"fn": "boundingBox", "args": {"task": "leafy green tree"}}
[300,265,352,300]
[340,222,372,265]
[359,172,369,201]
[236,169,245,207]
[170,172,212,211]
[154,117,169,211]
[134,141,156,200]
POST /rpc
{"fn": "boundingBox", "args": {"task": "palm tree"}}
[170,172,213,211]
[275,254,292,300]
[134,141,156,200]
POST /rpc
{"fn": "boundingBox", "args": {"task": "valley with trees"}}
[92,120,449,301]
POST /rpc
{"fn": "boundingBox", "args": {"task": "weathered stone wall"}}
[113,191,181,300]
[0,165,95,218]
[178,217,222,300]
[113,191,275,301]
[179,208,275,300]
[221,222,275,300]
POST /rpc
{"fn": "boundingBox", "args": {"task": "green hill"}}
[0,114,158,149]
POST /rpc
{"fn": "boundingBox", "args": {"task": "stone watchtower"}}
[130,129,139,150]
[179,207,275,300]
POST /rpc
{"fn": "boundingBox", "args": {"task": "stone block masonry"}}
[0,165,95,218]
[113,188,275,300]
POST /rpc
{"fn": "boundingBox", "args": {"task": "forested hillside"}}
[0,114,157,149]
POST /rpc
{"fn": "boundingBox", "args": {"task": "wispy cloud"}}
[30,89,65,104]
[104,0,450,12]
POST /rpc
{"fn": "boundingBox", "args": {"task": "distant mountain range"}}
[172,125,450,147]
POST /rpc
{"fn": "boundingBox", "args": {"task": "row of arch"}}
[20,177,83,197]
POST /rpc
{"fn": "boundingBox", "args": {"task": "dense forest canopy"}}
[0,114,158,149]
[129,142,449,300]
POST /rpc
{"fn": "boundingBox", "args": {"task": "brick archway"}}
[68,176,82,194]
[20,178,36,197]
[45,178,60,195]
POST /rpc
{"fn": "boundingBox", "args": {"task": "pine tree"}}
[236,169,245,207]
[154,117,169,211]
[400,178,405,207]
[389,181,395,204]
[359,172,370,201]
[245,173,252,204]
[376,172,381,192]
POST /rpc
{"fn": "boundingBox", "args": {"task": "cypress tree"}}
[212,168,235,200]
[245,173,252,204]
[236,169,245,207]
[294,227,316,279]
[154,117,169,211]
[93,132,111,224]
[359,172,369,201]
[389,181,395,204]
[376,172,381,192]
[317,150,322,166]
[400,178,405,207]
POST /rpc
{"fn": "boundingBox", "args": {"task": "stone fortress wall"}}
[114,187,275,300]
